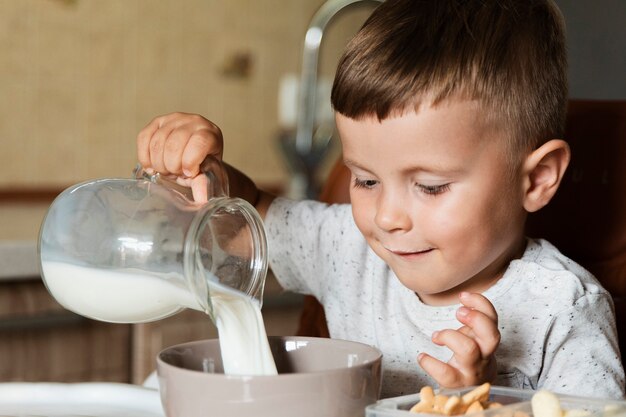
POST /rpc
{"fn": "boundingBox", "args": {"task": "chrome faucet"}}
[296,0,383,154]
[282,0,383,198]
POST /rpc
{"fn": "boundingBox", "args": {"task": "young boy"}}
[137,0,625,399]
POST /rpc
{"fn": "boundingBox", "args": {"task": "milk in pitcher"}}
[41,260,278,376]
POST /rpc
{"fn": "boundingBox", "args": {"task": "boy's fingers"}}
[182,132,216,177]
[432,329,481,368]
[457,325,474,338]
[457,292,500,356]
[137,113,224,201]
[418,353,461,388]
[149,125,175,174]
[456,307,500,357]
[190,175,209,204]
[156,112,188,129]
[137,121,160,169]
[163,127,193,175]
[459,292,498,323]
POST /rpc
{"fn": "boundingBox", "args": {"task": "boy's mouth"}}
[385,247,435,257]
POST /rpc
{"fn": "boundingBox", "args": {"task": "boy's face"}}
[336,100,527,306]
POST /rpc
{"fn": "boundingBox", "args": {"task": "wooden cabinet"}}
[131,309,217,384]
[0,279,131,382]
[0,280,222,383]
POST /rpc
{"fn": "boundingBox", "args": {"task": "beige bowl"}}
[157,336,383,417]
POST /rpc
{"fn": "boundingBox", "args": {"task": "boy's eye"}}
[353,178,378,189]
[417,183,450,195]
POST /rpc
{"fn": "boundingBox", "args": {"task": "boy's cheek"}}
[350,198,377,227]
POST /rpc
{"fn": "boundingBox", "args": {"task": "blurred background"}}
[0,0,624,384]
[0,0,378,239]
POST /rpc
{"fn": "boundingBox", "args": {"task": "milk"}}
[41,261,201,322]
[41,261,278,376]
[211,285,278,375]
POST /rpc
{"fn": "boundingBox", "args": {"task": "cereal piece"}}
[531,390,562,417]
[434,395,450,413]
[466,401,484,414]
[421,386,436,404]
[603,405,626,415]
[563,409,591,417]
[409,384,502,416]
[462,383,491,405]
[443,395,463,415]
[410,400,435,413]
[409,386,437,413]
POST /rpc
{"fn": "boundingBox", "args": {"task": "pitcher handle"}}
[133,155,230,201]
[198,155,230,197]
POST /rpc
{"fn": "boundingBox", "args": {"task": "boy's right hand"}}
[137,112,223,203]
[418,292,500,388]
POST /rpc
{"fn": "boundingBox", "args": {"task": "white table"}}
[0,382,164,417]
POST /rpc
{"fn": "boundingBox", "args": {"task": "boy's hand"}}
[137,112,223,203]
[418,292,500,388]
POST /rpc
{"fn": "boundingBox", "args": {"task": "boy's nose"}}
[374,191,412,232]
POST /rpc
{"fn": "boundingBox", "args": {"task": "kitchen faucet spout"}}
[295,0,383,155]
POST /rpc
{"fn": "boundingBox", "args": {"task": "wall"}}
[0,0,377,240]
[555,0,626,99]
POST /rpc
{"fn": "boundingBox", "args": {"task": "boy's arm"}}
[223,163,275,219]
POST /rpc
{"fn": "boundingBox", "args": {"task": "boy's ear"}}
[522,139,571,213]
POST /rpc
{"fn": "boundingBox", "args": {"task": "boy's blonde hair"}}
[331,0,568,161]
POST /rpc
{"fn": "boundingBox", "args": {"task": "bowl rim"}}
[156,335,383,379]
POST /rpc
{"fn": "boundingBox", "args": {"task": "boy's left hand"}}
[418,292,500,388]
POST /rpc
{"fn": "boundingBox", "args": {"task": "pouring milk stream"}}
[38,158,277,376]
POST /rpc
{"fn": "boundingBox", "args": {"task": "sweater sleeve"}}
[264,197,353,299]
[539,292,625,399]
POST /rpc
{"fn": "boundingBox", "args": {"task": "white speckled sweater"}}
[265,198,625,399]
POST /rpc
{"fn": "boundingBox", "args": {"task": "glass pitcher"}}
[38,157,268,323]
